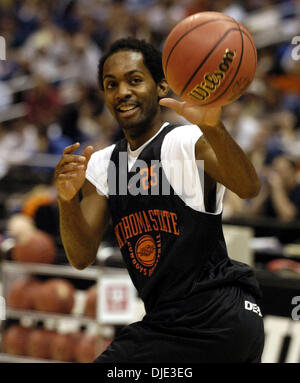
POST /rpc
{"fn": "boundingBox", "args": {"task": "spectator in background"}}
[264,110,297,165]
[80,13,110,52]
[218,0,247,21]
[247,155,300,222]
[0,118,39,180]
[143,0,185,48]
[67,32,102,87]
[106,0,136,44]
[25,75,62,126]
[21,183,60,240]
[184,0,214,16]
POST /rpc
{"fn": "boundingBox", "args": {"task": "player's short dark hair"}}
[98,37,164,90]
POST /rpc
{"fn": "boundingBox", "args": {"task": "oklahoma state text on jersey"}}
[114,209,179,277]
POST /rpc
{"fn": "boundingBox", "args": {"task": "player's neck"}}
[125,114,164,151]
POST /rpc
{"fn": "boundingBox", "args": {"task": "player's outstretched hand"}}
[159,98,222,128]
[55,143,94,201]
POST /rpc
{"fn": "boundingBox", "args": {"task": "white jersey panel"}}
[86,144,115,197]
[161,125,225,214]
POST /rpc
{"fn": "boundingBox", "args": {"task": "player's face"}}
[102,51,162,134]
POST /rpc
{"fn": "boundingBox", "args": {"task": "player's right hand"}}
[159,98,221,128]
[54,143,94,201]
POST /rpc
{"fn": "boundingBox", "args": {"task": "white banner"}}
[98,275,136,324]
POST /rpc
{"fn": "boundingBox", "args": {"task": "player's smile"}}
[115,102,141,119]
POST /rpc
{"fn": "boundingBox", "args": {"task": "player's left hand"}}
[159,98,222,128]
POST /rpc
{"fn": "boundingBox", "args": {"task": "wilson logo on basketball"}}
[188,49,236,102]
[135,235,157,267]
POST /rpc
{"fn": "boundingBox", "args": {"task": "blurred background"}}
[0,0,300,363]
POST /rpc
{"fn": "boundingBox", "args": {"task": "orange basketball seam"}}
[179,27,242,97]
[164,18,237,76]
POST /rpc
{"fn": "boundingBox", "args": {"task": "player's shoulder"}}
[161,123,203,162]
[86,143,116,192]
[90,143,116,163]
[164,123,203,143]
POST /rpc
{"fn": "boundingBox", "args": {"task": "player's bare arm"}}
[55,143,110,270]
[159,98,261,199]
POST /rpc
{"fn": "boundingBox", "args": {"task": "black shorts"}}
[94,285,265,363]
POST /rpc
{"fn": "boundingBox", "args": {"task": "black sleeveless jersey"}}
[107,123,262,316]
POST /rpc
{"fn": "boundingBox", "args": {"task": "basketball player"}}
[55,38,265,362]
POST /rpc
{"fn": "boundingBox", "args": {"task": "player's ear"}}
[157,79,170,99]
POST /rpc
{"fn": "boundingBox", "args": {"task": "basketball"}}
[2,325,31,356]
[33,278,75,314]
[11,229,56,264]
[50,332,82,362]
[74,333,102,363]
[84,284,98,318]
[6,277,42,310]
[26,328,56,360]
[162,11,257,107]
